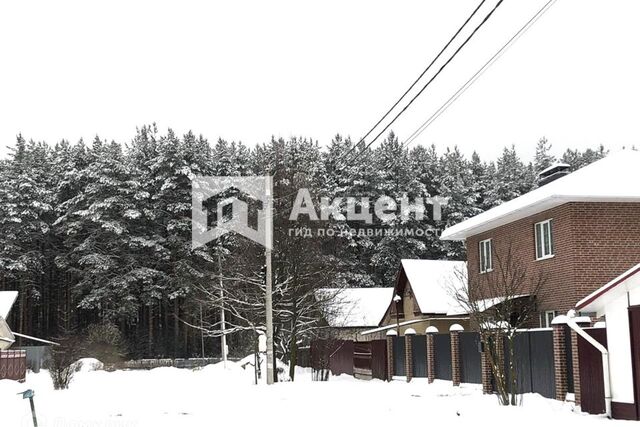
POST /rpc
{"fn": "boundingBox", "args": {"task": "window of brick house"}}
[479,238,493,273]
[535,219,554,260]
[542,310,558,327]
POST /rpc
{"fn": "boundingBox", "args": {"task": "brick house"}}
[440,151,640,327]
[366,259,469,337]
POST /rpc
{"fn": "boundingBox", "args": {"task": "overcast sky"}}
[1,0,638,161]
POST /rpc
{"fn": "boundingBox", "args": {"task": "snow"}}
[400,259,466,315]
[442,150,640,241]
[73,358,105,373]
[0,290,18,319]
[0,362,625,427]
[319,287,394,327]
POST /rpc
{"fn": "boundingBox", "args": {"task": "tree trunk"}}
[289,332,298,381]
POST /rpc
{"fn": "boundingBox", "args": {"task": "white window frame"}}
[479,238,493,273]
[543,310,558,328]
[535,219,555,260]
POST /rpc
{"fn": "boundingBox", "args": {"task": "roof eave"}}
[441,195,640,241]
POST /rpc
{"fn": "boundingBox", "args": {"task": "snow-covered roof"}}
[319,287,394,328]
[0,291,18,319]
[576,263,640,316]
[441,150,640,241]
[400,259,467,315]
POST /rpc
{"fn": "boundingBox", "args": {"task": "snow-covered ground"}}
[0,360,623,427]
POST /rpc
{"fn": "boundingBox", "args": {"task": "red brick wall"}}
[466,202,640,324]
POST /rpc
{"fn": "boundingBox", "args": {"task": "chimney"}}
[538,162,570,186]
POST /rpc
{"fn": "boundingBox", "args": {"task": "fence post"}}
[450,324,464,386]
[571,316,593,409]
[404,328,416,382]
[481,343,493,394]
[386,330,396,381]
[552,316,568,401]
[426,326,438,384]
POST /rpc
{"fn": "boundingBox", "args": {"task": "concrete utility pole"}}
[218,252,227,366]
[265,176,275,385]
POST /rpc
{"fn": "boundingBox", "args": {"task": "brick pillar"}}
[450,324,463,386]
[405,329,415,382]
[552,320,568,401]
[426,332,436,383]
[481,345,493,394]
[386,331,396,381]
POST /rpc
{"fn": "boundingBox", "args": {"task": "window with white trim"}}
[535,219,554,260]
[542,310,558,328]
[479,238,492,273]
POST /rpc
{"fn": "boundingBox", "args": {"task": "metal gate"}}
[434,333,452,380]
[460,332,482,384]
[578,328,607,415]
[371,340,388,381]
[353,341,372,379]
[393,336,405,377]
[412,335,427,378]
[503,330,555,399]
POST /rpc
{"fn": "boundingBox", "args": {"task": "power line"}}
[402,0,558,149]
[342,0,488,163]
[344,0,506,166]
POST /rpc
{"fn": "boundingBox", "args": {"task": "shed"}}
[576,263,640,420]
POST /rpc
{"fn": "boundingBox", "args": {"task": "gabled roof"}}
[576,263,640,316]
[0,291,18,319]
[441,150,640,241]
[397,259,467,316]
[319,287,394,328]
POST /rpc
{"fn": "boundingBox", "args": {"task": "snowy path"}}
[0,362,620,427]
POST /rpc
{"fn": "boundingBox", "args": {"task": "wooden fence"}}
[0,350,27,381]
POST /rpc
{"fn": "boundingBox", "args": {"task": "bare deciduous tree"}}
[454,242,548,405]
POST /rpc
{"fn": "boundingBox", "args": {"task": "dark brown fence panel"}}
[392,336,405,377]
[412,335,427,378]
[434,333,452,380]
[311,339,354,378]
[0,350,27,381]
[330,340,354,376]
[460,332,482,384]
[578,328,607,415]
[371,340,388,381]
